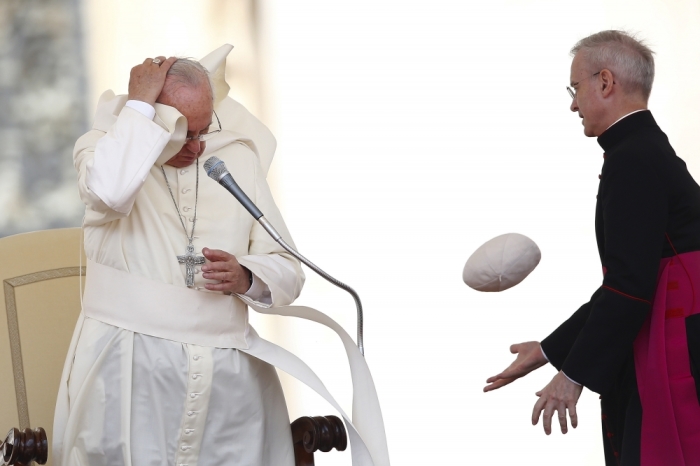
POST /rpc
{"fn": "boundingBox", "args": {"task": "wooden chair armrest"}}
[291,415,347,466]
[1,427,47,465]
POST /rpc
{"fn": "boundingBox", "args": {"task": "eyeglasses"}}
[567,71,601,99]
[185,110,222,142]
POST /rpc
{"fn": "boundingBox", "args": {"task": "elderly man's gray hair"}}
[165,58,215,101]
[571,30,655,100]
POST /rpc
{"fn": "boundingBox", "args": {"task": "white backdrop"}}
[79,0,700,464]
[260,1,700,465]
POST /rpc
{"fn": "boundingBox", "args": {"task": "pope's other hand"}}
[201,248,252,294]
[484,341,548,392]
[128,56,177,106]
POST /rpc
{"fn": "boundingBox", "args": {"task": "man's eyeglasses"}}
[567,71,601,99]
[185,110,222,142]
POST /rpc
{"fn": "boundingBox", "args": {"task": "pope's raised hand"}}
[128,56,177,106]
[201,247,252,294]
[483,341,548,392]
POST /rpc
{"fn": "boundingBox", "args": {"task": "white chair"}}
[0,228,84,465]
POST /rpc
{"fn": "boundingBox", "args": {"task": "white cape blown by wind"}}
[463,233,541,292]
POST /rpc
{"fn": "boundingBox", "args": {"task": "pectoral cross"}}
[178,243,206,288]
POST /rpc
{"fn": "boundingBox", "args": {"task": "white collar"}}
[605,109,647,131]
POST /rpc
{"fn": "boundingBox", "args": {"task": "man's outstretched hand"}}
[128,56,177,106]
[484,341,548,392]
[532,371,583,435]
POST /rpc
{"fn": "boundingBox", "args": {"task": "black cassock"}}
[541,111,700,465]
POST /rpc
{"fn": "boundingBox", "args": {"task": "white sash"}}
[67,259,390,466]
[83,260,250,348]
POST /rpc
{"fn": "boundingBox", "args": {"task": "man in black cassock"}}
[484,30,700,465]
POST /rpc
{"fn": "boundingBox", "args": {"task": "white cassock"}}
[53,45,390,466]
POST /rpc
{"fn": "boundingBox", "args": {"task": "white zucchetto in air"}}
[463,233,541,292]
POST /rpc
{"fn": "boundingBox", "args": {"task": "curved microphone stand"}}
[204,157,364,355]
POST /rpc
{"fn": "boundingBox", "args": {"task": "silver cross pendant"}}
[177,243,206,288]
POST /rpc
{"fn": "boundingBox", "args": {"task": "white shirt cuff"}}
[540,346,582,385]
[561,371,582,386]
[242,273,272,305]
[125,100,156,120]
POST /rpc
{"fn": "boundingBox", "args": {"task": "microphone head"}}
[204,156,228,181]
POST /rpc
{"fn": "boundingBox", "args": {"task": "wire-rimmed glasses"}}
[567,71,601,99]
[185,110,222,142]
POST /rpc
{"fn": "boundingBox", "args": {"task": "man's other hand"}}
[483,341,548,392]
[128,56,177,106]
[532,371,583,435]
[201,248,252,294]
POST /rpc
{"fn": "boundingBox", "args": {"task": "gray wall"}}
[0,0,88,237]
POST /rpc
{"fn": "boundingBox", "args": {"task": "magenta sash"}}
[634,251,700,465]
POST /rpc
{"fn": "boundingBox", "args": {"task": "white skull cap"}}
[199,44,234,107]
[463,233,541,292]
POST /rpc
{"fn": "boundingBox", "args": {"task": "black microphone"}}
[203,156,263,219]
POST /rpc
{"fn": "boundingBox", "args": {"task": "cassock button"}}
[189,217,194,222]
[182,188,191,194]
[603,153,607,159]
[598,174,601,179]
[187,411,195,416]
[183,206,191,212]
[194,268,200,274]
[180,169,188,175]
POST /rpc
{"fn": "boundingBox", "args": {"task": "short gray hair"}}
[166,58,215,101]
[571,30,655,100]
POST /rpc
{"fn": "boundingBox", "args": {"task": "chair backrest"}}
[0,228,84,465]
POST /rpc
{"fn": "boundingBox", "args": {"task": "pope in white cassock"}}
[51,45,308,465]
[54,45,390,466]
